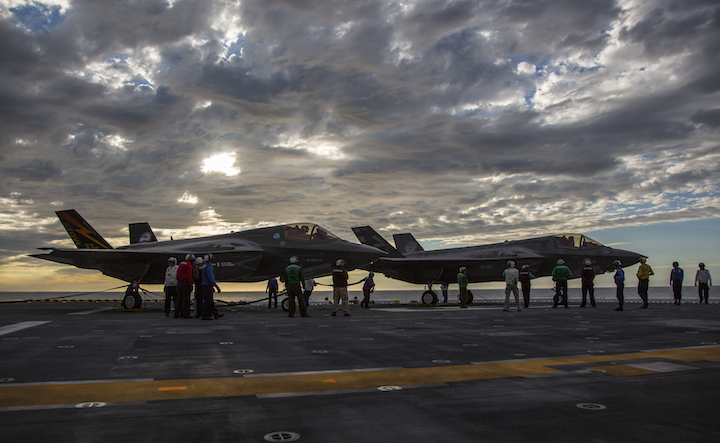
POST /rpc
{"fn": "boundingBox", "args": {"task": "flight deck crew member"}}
[551,259,571,308]
[304,278,315,308]
[637,257,653,309]
[580,260,596,308]
[441,283,449,303]
[193,256,204,318]
[613,260,625,311]
[519,265,535,308]
[458,267,469,308]
[670,262,684,305]
[330,259,350,316]
[503,261,521,312]
[266,277,279,308]
[176,254,194,318]
[360,272,375,308]
[695,263,712,304]
[282,256,308,317]
[163,257,179,316]
[200,254,223,320]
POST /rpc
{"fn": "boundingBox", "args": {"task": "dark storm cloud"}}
[691,109,720,128]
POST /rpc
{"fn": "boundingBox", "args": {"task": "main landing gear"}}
[122,282,142,309]
[420,286,474,305]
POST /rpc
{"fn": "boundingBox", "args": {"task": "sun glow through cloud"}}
[201,153,240,176]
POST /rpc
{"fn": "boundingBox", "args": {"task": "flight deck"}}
[0,298,718,442]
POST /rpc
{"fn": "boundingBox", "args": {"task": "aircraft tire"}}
[281,298,290,312]
[122,293,142,309]
[422,290,438,305]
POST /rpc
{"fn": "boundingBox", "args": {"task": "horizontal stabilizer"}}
[56,210,113,249]
[351,226,405,258]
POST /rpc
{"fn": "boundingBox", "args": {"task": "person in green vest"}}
[458,266,469,309]
[551,259,572,308]
[281,256,308,317]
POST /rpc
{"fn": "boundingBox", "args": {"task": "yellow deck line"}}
[1,346,718,408]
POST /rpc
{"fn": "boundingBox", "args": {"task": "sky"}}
[0,0,718,293]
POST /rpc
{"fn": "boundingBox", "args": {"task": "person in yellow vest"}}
[637,257,654,309]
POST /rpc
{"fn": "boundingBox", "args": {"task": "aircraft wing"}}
[31,247,264,283]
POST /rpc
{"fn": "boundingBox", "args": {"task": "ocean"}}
[0,285,706,305]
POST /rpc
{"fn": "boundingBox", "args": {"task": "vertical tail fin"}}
[351,226,405,258]
[393,233,425,253]
[129,223,158,244]
[55,210,113,249]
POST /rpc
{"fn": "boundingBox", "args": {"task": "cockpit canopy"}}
[283,223,338,241]
[555,234,603,248]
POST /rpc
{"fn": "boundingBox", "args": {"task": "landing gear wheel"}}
[122,293,142,309]
[422,290,438,305]
[281,298,290,312]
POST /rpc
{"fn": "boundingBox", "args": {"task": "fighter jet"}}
[352,226,643,304]
[31,210,386,308]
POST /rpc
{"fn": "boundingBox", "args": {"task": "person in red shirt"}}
[175,254,195,318]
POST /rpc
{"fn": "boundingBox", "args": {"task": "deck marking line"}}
[0,321,50,337]
[1,346,718,408]
[158,387,187,391]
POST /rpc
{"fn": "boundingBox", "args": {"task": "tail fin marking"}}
[393,233,425,253]
[56,210,113,249]
[129,222,158,244]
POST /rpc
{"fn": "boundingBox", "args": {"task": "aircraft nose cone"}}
[615,248,644,267]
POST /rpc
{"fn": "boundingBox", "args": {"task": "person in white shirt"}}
[503,261,521,312]
[695,263,712,304]
[163,257,179,316]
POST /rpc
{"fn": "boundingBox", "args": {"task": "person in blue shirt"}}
[614,260,625,311]
[670,262,684,305]
[200,254,223,320]
[266,277,279,308]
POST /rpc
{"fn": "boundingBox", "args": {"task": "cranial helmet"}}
[613,260,622,267]
[185,254,195,261]
[459,266,467,273]
[640,257,646,264]
[507,260,515,268]
[557,259,565,265]
[699,262,705,269]
[168,257,177,264]
[522,264,529,270]
[336,259,345,266]
[585,259,591,266]
[195,257,204,265]
[204,254,214,262]
[289,256,298,264]
[672,261,679,268]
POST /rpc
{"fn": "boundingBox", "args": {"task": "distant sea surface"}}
[0,286,702,305]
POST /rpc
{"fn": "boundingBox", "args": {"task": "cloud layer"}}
[1,0,719,289]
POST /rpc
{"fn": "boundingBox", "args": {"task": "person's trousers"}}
[581,283,595,307]
[332,287,349,314]
[287,283,307,317]
[638,279,649,306]
[504,283,520,310]
[616,283,624,306]
[164,285,177,315]
[176,282,192,317]
[521,283,530,308]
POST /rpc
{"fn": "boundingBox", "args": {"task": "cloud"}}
[0,0,719,289]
